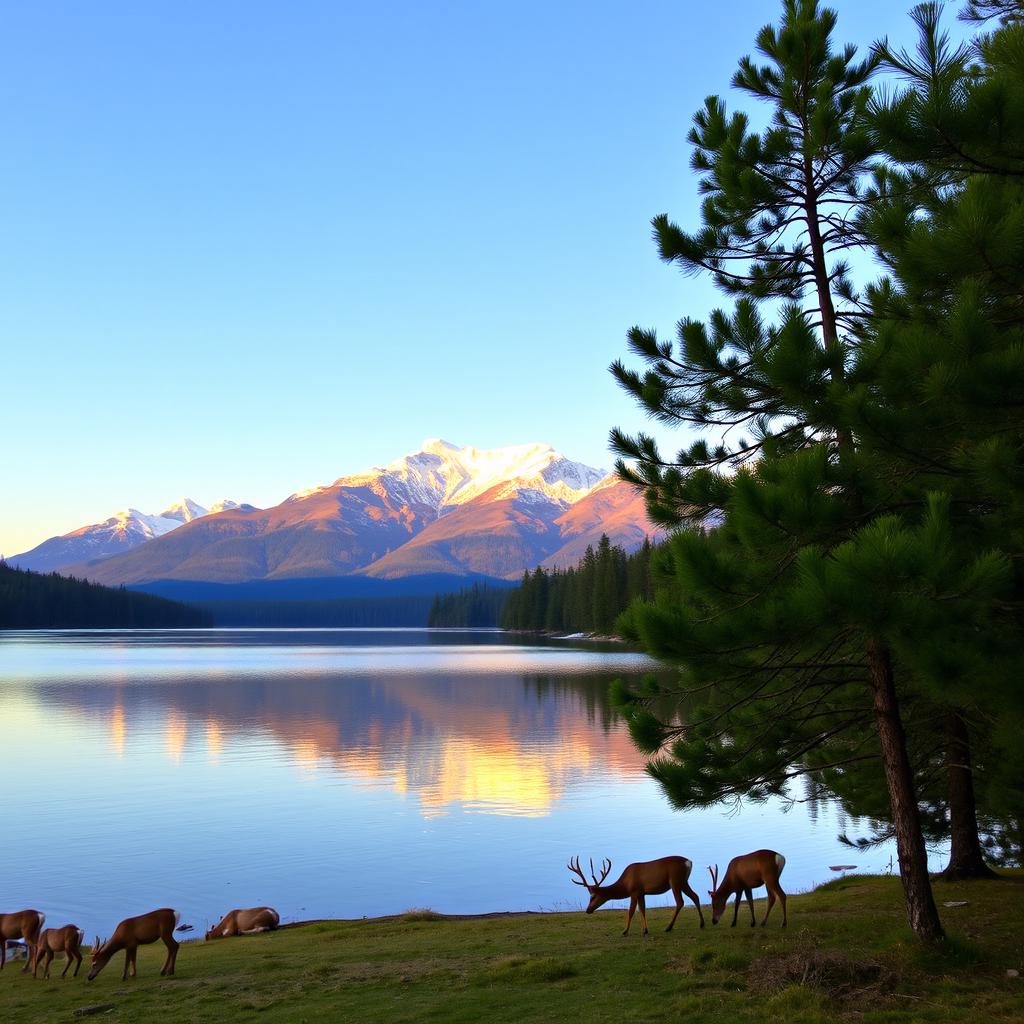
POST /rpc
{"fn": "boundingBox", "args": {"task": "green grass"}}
[2,874,1022,1023]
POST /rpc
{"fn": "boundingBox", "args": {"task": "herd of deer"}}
[0,849,785,982]
[0,906,280,981]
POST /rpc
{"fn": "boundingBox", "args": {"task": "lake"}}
[0,629,903,939]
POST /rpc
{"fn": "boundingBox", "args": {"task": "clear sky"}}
[0,1,963,556]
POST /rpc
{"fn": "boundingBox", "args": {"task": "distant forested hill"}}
[0,561,211,628]
[501,535,655,635]
[428,536,657,634]
[427,583,511,628]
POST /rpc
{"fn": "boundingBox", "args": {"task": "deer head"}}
[568,855,612,913]
[86,937,108,982]
[707,864,728,924]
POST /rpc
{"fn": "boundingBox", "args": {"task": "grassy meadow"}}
[2,874,1021,1023]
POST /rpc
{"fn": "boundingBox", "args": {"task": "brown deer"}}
[0,910,46,972]
[568,855,705,935]
[87,908,180,981]
[32,926,84,979]
[205,907,280,940]
[707,849,787,927]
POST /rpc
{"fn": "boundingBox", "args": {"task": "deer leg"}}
[761,889,776,926]
[665,886,683,932]
[122,950,130,981]
[638,895,649,937]
[22,935,35,973]
[61,946,73,979]
[681,881,706,929]
[44,951,54,980]
[731,891,741,927]
[779,887,787,927]
[746,888,756,927]
[72,947,82,978]
[162,934,179,976]
[0,936,6,970]
[623,896,637,936]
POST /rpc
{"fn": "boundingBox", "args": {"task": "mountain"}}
[36,440,660,585]
[544,475,656,569]
[11,498,243,574]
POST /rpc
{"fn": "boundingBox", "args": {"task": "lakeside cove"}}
[2,875,1022,1024]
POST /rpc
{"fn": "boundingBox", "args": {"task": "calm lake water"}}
[1,629,906,939]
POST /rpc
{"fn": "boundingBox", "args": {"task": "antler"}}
[568,855,612,888]
[567,856,590,887]
[590,857,612,887]
[707,864,719,891]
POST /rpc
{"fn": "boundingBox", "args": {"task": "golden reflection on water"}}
[276,717,641,818]
[165,710,187,763]
[109,702,125,756]
[206,719,223,761]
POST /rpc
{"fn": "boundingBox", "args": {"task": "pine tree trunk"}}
[867,638,945,942]
[939,710,998,880]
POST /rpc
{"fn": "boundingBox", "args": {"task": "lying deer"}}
[708,849,787,927]
[87,908,180,981]
[32,925,85,979]
[568,855,705,935]
[0,910,46,972]
[205,907,280,940]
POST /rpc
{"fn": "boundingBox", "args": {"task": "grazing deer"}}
[0,910,46,972]
[708,849,787,927]
[205,907,280,940]
[87,908,180,981]
[32,926,85,979]
[568,855,705,935]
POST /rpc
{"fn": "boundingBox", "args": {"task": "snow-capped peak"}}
[105,508,183,542]
[332,439,607,512]
[159,498,208,524]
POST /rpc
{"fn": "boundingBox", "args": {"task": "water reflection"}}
[15,668,649,818]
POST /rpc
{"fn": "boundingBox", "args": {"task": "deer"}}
[0,910,46,972]
[205,907,280,940]
[87,908,180,981]
[32,925,85,979]
[707,849,787,928]
[568,855,705,935]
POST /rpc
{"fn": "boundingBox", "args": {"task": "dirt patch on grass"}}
[747,951,888,1002]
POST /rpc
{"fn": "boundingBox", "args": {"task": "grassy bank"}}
[2,874,1022,1023]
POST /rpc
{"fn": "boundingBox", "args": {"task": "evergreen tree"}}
[840,0,1024,876]
[610,0,963,941]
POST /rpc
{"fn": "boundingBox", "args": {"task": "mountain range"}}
[11,440,658,587]
[11,499,244,574]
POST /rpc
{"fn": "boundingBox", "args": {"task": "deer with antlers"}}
[205,907,280,940]
[87,908,180,981]
[568,855,705,935]
[32,925,85,979]
[0,910,46,972]
[707,849,787,927]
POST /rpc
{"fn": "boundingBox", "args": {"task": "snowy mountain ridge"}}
[294,439,608,512]
[11,498,242,574]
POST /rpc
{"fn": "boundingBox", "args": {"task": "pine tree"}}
[842,0,1024,876]
[607,0,991,941]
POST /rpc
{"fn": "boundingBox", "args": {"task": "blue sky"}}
[0,1,966,555]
